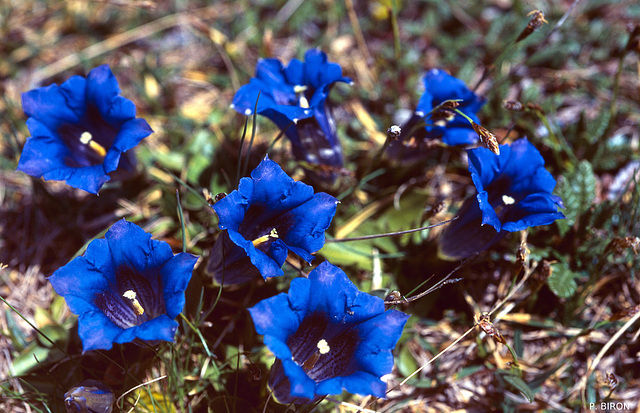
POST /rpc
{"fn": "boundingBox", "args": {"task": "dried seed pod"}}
[472,122,500,155]
[385,290,403,302]
[475,313,507,344]
[516,10,548,43]
[607,372,619,390]
[537,260,553,282]
[503,100,524,111]
[610,304,640,321]
[203,188,214,204]
[517,239,530,265]
[606,236,640,255]
[248,359,262,381]
[431,109,457,124]
[440,100,461,109]
[423,200,446,220]
[384,290,408,308]
[525,102,545,113]
[387,125,402,140]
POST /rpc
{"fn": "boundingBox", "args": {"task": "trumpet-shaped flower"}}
[249,262,410,404]
[401,69,485,147]
[439,138,565,259]
[49,220,198,351]
[231,49,351,170]
[207,156,338,284]
[17,65,153,194]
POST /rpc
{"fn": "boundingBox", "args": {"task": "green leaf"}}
[503,375,535,403]
[586,108,611,144]
[11,342,65,376]
[396,345,418,377]
[319,242,375,271]
[547,262,578,298]
[555,160,597,235]
[4,309,28,352]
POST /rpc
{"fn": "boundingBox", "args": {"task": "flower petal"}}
[77,311,123,352]
[21,76,87,131]
[307,262,385,325]
[352,310,410,377]
[249,289,309,359]
[17,119,73,177]
[279,193,338,263]
[282,359,316,400]
[114,314,178,344]
[103,118,153,173]
[317,371,386,398]
[423,69,484,110]
[161,253,198,319]
[105,219,174,279]
[502,193,566,232]
[86,65,137,124]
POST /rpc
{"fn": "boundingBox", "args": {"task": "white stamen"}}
[244,108,252,115]
[502,195,515,205]
[252,228,279,247]
[318,148,335,158]
[123,290,145,316]
[317,339,330,355]
[293,85,308,93]
[299,96,310,108]
[79,131,93,145]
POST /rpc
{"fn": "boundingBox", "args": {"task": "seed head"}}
[387,125,402,140]
[503,100,524,111]
[472,122,500,155]
[431,109,456,124]
[516,10,548,43]
[440,100,461,109]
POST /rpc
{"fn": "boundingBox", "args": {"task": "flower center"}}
[301,339,331,371]
[287,313,360,382]
[502,195,515,205]
[294,85,310,108]
[79,131,107,158]
[122,290,145,316]
[252,228,279,247]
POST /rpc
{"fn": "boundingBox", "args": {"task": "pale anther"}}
[317,339,330,355]
[123,290,145,316]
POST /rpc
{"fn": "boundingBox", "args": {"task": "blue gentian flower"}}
[207,156,338,284]
[439,138,565,259]
[401,69,485,147]
[17,65,153,194]
[231,49,351,169]
[49,219,198,351]
[249,261,410,404]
